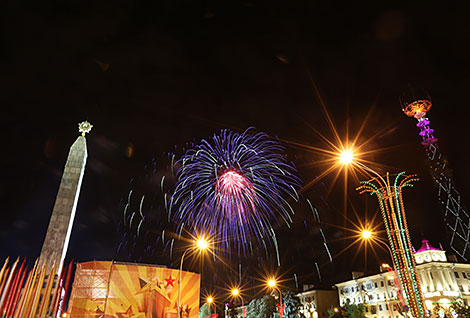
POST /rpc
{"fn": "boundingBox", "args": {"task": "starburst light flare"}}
[169,128,301,257]
[361,230,371,239]
[339,150,353,164]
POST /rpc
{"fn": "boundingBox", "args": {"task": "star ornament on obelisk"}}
[39,121,92,273]
[79,121,93,136]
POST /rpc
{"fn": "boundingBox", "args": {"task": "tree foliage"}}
[432,300,470,318]
[246,295,277,318]
[451,300,470,318]
[328,301,365,318]
[199,302,211,318]
[282,290,301,318]
[242,290,302,318]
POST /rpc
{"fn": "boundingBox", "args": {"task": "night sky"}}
[1,0,470,296]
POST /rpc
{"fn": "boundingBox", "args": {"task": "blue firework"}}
[169,128,301,256]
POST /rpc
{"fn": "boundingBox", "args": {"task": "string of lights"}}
[357,172,426,318]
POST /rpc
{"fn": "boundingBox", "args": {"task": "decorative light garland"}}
[357,172,427,317]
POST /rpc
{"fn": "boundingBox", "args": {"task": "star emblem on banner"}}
[116,305,144,318]
[165,275,176,287]
[135,276,171,302]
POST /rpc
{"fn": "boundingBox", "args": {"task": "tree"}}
[246,295,277,318]
[328,301,365,318]
[343,302,365,318]
[450,300,470,318]
[282,290,301,318]
[328,306,345,318]
[246,298,261,318]
[199,302,211,318]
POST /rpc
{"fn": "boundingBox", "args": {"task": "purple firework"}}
[169,128,301,256]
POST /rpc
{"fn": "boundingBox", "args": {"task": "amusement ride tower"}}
[403,100,470,261]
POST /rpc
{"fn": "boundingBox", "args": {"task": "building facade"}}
[335,240,470,318]
[229,286,338,318]
[297,286,339,318]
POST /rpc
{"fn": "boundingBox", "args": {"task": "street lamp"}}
[207,296,216,316]
[361,230,394,258]
[339,150,388,185]
[339,150,353,164]
[231,288,245,318]
[177,237,209,318]
[338,150,427,318]
[361,230,371,239]
[268,278,284,318]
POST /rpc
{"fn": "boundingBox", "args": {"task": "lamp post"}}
[361,231,394,260]
[177,238,208,318]
[207,296,216,317]
[231,288,245,318]
[268,279,284,318]
[361,230,407,314]
[339,150,427,318]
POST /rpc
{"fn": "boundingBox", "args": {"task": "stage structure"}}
[68,261,200,318]
[357,172,426,318]
[403,100,470,261]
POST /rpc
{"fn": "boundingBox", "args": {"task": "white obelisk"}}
[39,121,92,272]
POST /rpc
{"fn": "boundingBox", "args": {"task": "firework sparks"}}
[169,128,301,257]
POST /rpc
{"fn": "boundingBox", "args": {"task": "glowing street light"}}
[339,150,353,164]
[207,296,216,316]
[177,237,209,318]
[360,230,394,258]
[197,239,208,250]
[361,230,371,239]
[267,278,284,318]
[338,149,387,185]
[268,279,276,288]
[231,288,245,318]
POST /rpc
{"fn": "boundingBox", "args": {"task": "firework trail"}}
[169,128,302,257]
[116,156,177,264]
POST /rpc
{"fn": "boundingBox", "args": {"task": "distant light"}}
[207,296,213,303]
[339,151,353,164]
[232,288,240,296]
[362,230,372,239]
[333,307,339,313]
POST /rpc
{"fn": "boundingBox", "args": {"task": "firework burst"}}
[169,128,301,256]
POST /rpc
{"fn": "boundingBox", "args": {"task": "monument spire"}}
[39,121,92,272]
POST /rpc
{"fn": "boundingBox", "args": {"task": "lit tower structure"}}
[39,121,92,272]
[357,172,426,318]
[403,100,470,261]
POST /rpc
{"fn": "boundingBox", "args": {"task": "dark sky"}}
[1,0,470,296]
